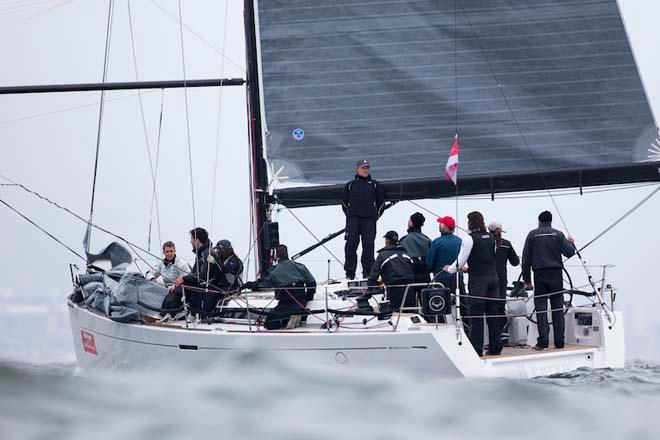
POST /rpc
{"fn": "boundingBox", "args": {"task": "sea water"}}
[1,354,660,440]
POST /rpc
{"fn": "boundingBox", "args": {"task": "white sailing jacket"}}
[147,256,191,287]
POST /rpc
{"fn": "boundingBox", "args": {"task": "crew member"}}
[488,221,520,336]
[342,159,386,279]
[522,211,576,351]
[147,241,190,287]
[161,227,215,315]
[399,212,431,300]
[444,211,501,356]
[203,239,244,314]
[242,245,316,330]
[426,216,466,324]
[368,231,415,311]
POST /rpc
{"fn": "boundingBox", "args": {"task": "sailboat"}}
[3,0,658,378]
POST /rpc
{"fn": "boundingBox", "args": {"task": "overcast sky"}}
[1,0,659,360]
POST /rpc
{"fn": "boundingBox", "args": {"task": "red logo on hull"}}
[81,330,98,355]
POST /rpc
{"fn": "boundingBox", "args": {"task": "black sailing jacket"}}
[183,240,214,286]
[521,222,576,282]
[368,244,415,286]
[495,238,520,284]
[342,174,386,219]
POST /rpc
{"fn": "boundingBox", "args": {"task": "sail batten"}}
[256,0,658,204]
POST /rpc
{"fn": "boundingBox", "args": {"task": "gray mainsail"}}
[255,0,659,207]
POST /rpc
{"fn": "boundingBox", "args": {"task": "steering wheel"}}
[515,268,574,325]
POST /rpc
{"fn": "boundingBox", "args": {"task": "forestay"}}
[255,0,659,207]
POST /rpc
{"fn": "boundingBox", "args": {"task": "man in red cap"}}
[426,216,465,322]
[426,216,461,280]
[342,159,386,279]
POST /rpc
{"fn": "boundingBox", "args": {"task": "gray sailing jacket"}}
[399,229,431,258]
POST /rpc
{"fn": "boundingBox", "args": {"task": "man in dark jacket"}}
[342,159,386,279]
[161,227,215,315]
[427,216,462,283]
[426,216,466,324]
[368,231,415,311]
[243,245,316,330]
[522,211,576,351]
[400,212,431,278]
[400,212,431,305]
[488,221,520,335]
[202,239,244,314]
[443,211,501,356]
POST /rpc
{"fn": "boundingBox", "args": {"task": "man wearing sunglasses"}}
[342,159,386,280]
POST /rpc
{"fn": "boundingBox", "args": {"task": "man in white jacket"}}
[148,241,191,287]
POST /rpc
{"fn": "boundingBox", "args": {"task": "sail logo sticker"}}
[292,128,305,141]
[81,330,98,355]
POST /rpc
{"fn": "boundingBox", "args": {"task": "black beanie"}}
[410,212,425,228]
[538,211,553,223]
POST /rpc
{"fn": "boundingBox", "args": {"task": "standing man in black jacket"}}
[522,211,576,351]
[343,159,386,279]
[443,211,501,356]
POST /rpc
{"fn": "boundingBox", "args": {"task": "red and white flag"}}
[445,134,459,185]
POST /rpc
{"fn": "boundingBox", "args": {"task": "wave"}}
[1,357,659,439]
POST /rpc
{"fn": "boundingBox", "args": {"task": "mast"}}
[244,0,270,276]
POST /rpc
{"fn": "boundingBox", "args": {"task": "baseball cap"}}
[356,159,370,168]
[437,216,456,229]
[214,239,232,249]
[487,221,505,233]
[383,230,399,242]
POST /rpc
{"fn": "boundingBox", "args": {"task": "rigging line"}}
[0,0,73,32]
[147,89,165,252]
[0,173,232,291]
[87,0,114,253]
[127,0,162,251]
[281,206,344,268]
[240,221,267,281]
[0,196,86,262]
[125,241,145,276]
[177,0,197,231]
[453,0,460,312]
[147,0,244,74]
[457,0,600,297]
[577,183,660,254]
[209,0,229,233]
[457,0,570,233]
[458,182,660,200]
[246,118,257,279]
[205,0,230,288]
[0,90,158,126]
[454,0,457,134]
[1,174,172,269]
[406,199,468,233]
[0,0,65,16]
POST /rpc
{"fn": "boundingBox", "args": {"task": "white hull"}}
[68,299,624,379]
